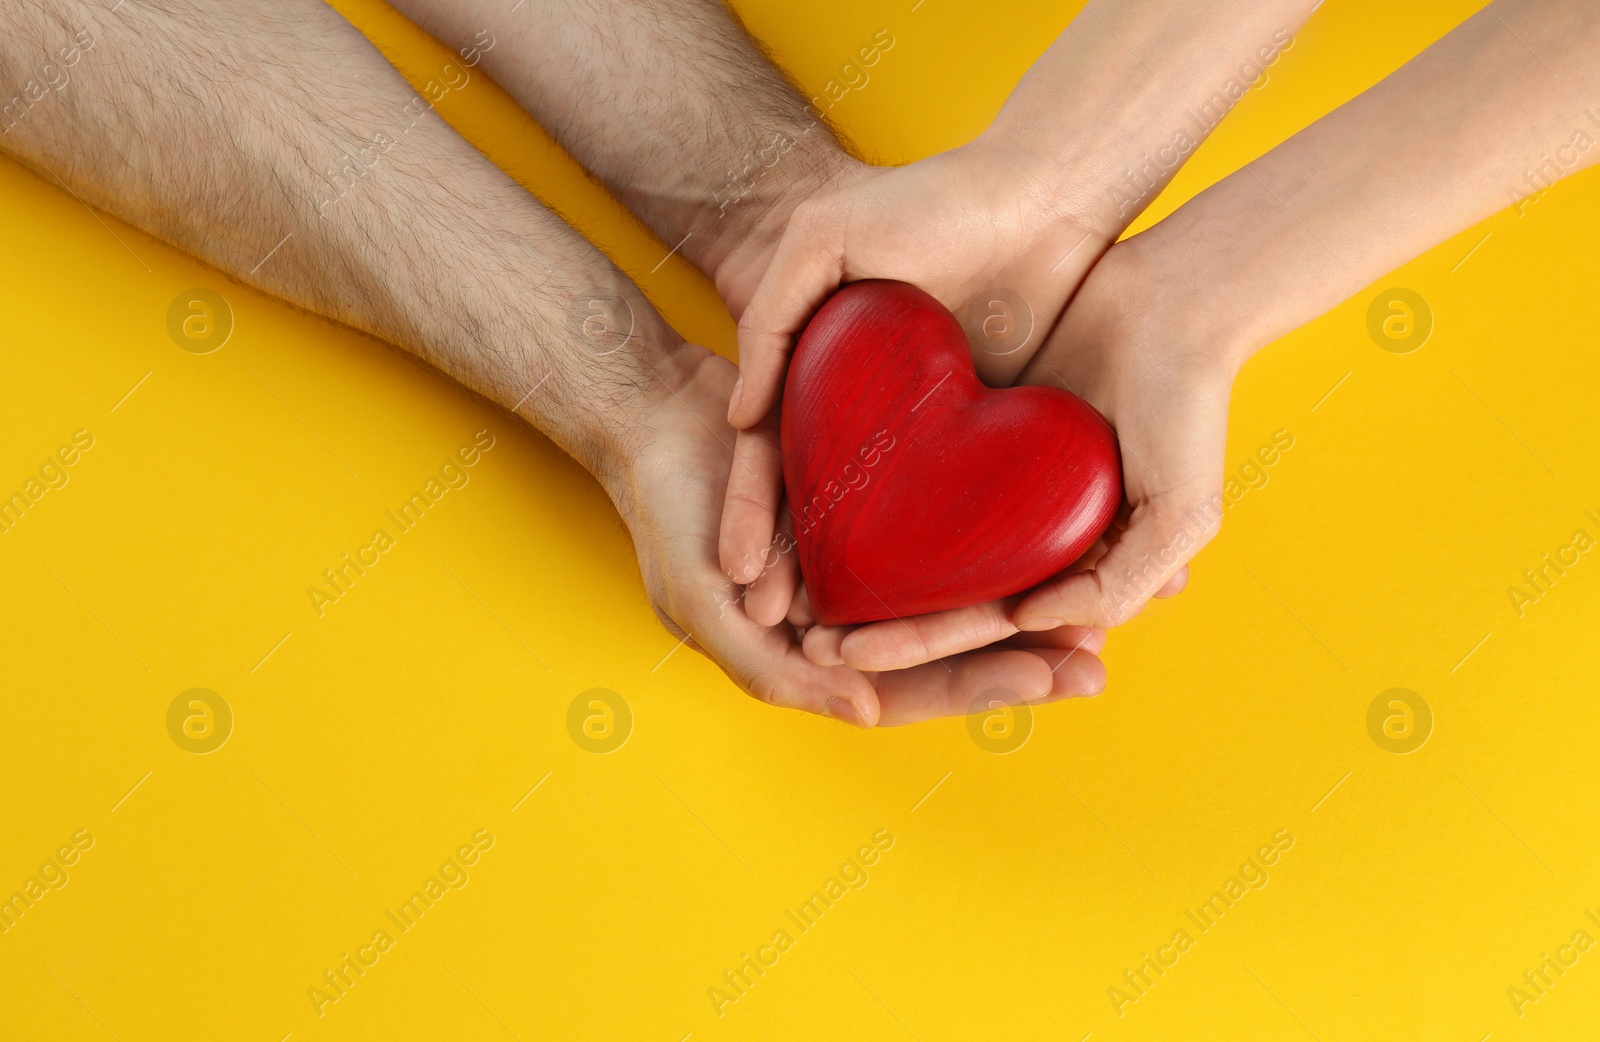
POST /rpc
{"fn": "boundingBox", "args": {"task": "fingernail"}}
[1017,616,1063,632]
[728,375,744,419]
[826,697,861,726]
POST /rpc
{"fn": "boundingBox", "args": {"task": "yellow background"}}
[4,0,1598,1039]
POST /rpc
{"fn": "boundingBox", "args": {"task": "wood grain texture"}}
[782,280,1122,625]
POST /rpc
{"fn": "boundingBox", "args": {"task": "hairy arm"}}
[0,0,676,490]
[387,0,859,311]
[0,0,1102,723]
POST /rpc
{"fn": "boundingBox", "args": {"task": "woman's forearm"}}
[981,0,1321,237]
[1131,0,1600,366]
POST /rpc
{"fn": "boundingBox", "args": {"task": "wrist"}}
[701,140,864,315]
[519,277,700,486]
[1067,231,1256,385]
[976,81,1174,240]
[958,127,1120,256]
[973,3,1313,239]
[1125,165,1358,375]
[396,250,690,507]
[590,337,722,538]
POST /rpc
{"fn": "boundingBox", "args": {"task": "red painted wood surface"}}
[781,280,1122,626]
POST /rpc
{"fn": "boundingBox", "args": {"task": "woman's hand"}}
[716,141,1114,603]
[1011,239,1238,631]
[799,238,1238,670]
[714,0,1320,609]
[783,0,1600,670]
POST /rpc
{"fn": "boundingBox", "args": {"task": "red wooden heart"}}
[781,279,1122,626]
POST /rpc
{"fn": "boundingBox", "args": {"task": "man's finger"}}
[1154,566,1189,598]
[997,629,1109,698]
[692,600,881,726]
[998,625,1106,656]
[801,623,848,667]
[718,422,783,584]
[743,515,800,627]
[872,648,1057,727]
[1036,645,1108,699]
[788,581,816,629]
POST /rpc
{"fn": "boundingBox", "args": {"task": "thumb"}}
[1013,491,1224,630]
[729,200,845,428]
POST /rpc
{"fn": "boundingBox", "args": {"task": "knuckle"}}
[1093,574,1138,628]
[959,607,1009,648]
[898,622,935,664]
[724,489,779,515]
[746,672,789,709]
[734,308,772,348]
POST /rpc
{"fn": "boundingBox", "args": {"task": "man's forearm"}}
[0,0,681,490]
[1135,0,1600,364]
[388,0,858,304]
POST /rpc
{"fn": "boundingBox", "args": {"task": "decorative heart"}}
[781,280,1122,626]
